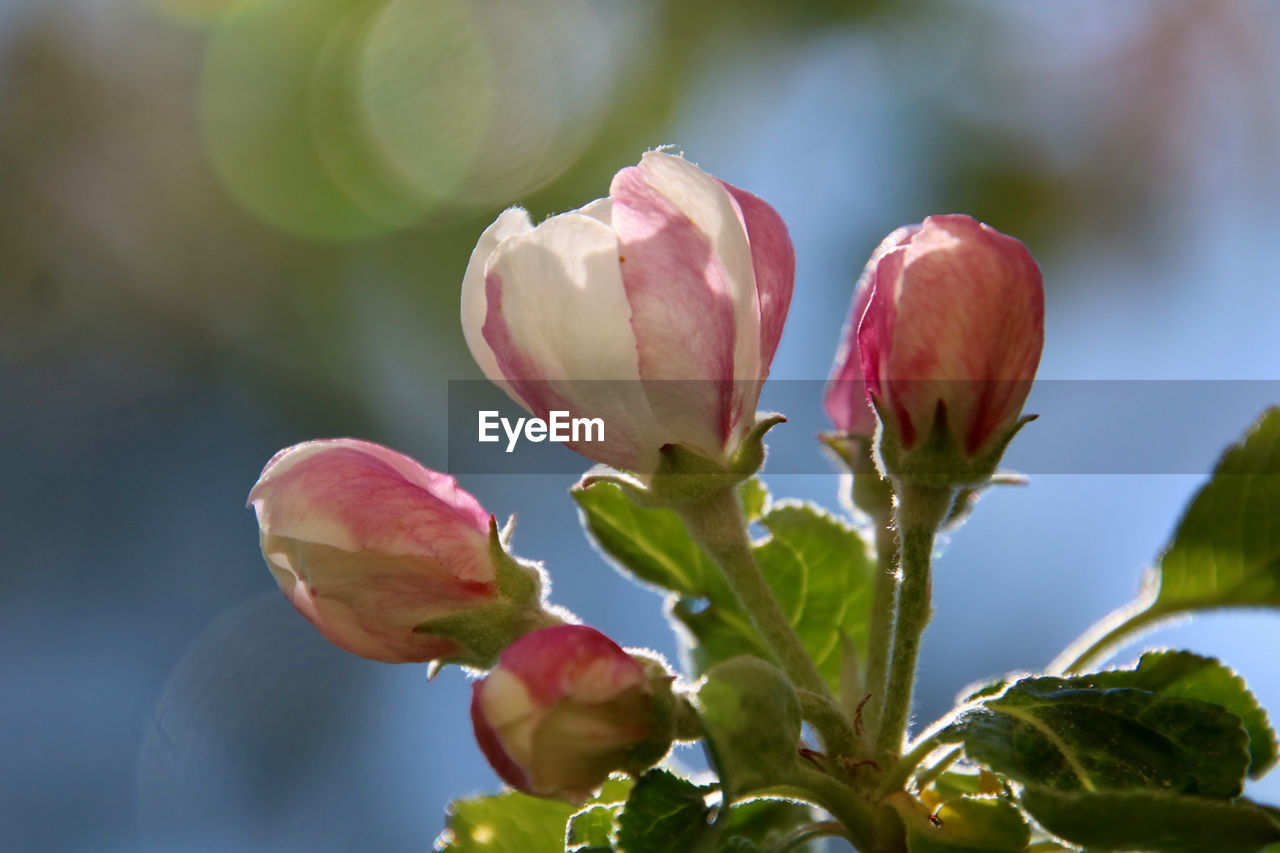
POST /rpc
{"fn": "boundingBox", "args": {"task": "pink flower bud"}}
[462,151,795,473]
[470,625,665,802]
[248,439,500,663]
[824,225,921,437]
[857,215,1044,457]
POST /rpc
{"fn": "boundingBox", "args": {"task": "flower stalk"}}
[874,482,954,762]
[676,487,831,703]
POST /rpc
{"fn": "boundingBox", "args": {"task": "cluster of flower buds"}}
[249,438,677,800]
[248,152,1045,806]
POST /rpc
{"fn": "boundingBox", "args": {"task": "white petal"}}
[574,197,612,224]
[484,212,667,470]
[462,207,534,382]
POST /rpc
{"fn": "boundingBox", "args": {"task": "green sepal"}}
[942,470,1028,531]
[578,414,787,510]
[821,431,894,521]
[488,516,543,606]
[617,653,686,773]
[410,517,558,669]
[698,656,805,799]
[729,413,787,478]
[874,394,1037,490]
[412,603,521,670]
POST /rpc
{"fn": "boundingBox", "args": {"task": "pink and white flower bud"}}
[857,214,1044,458]
[248,439,500,664]
[823,225,921,438]
[462,151,795,474]
[471,625,667,802]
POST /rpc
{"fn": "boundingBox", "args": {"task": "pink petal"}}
[497,625,647,708]
[716,180,795,370]
[610,154,755,455]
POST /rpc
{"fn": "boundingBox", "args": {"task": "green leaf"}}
[576,484,876,696]
[895,795,1029,852]
[437,777,632,852]
[699,657,804,798]
[721,798,821,852]
[566,805,616,851]
[574,481,722,597]
[615,769,709,853]
[752,503,876,694]
[1072,650,1277,778]
[1153,407,1280,614]
[739,478,769,523]
[1019,785,1280,852]
[954,677,1251,798]
[436,789,576,852]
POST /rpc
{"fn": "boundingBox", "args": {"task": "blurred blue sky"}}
[2,1,1279,850]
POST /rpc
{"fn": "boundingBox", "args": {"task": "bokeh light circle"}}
[201,0,627,239]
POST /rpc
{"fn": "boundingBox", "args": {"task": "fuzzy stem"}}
[912,746,963,792]
[678,487,832,702]
[790,766,879,853]
[797,689,857,758]
[861,514,898,744]
[878,728,956,797]
[766,821,846,853]
[874,483,953,761]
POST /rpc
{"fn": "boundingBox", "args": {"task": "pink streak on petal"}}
[858,247,912,442]
[826,228,923,436]
[497,625,647,708]
[249,440,491,580]
[823,282,877,436]
[611,164,738,452]
[716,180,795,371]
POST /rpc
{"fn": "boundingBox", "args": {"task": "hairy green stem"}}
[790,766,879,853]
[678,487,832,701]
[913,746,963,792]
[766,820,846,853]
[797,689,857,758]
[877,726,961,797]
[873,483,953,762]
[861,514,898,744]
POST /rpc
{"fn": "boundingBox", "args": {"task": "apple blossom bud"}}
[823,225,920,438]
[857,215,1043,479]
[470,625,675,803]
[248,439,550,666]
[462,150,795,474]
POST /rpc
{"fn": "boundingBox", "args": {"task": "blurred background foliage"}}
[2,1,1279,850]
